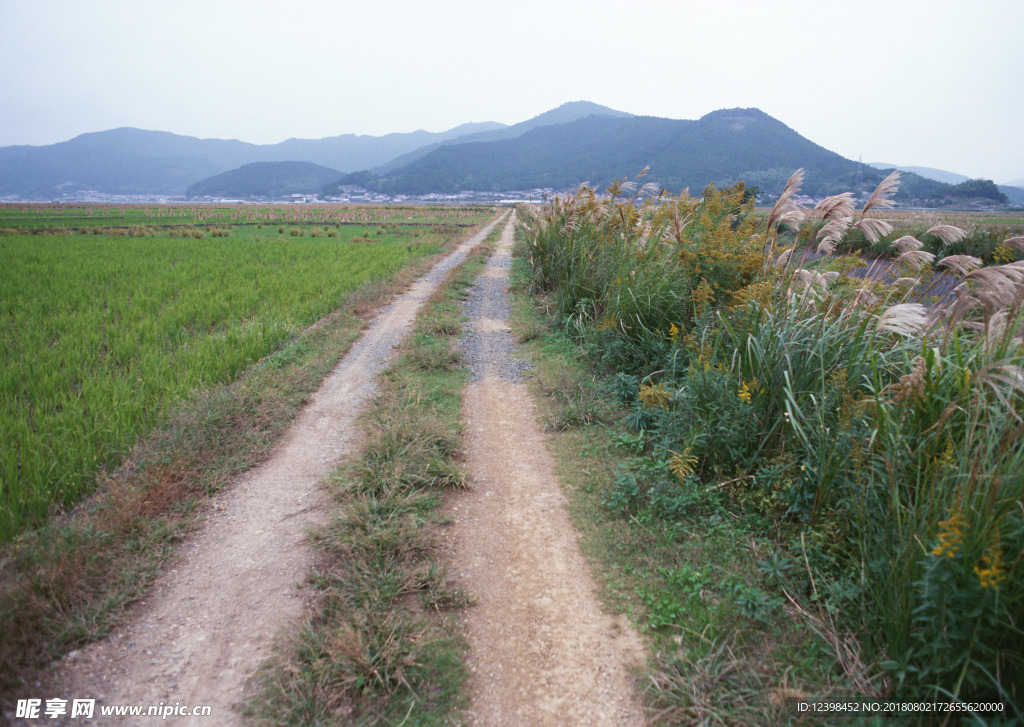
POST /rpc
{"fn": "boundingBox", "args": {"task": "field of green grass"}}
[0,203,490,230]
[0,206,492,540]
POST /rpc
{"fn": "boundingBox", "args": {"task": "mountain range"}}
[1,102,1019,205]
[0,121,503,198]
[869,163,1024,206]
[340,108,875,198]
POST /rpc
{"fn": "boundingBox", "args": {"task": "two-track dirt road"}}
[46,213,646,726]
[51,215,506,725]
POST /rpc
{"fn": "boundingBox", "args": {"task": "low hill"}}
[869,162,970,185]
[373,101,632,173]
[999,185,1024,206]
[185,162,343,199]
[870,162,1023,206]
[334,108,890,198]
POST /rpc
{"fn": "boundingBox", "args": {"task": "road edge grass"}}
[0,217,500,707]
[505,249,871,725]
[242,222,502,726]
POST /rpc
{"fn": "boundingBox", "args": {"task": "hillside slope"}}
[0,122,506,198]
[374,101,633,173]
[185,162,343,199]
[348,108,880,197]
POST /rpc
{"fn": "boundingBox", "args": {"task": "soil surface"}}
[46,214,507,726]
[443,215,647,725]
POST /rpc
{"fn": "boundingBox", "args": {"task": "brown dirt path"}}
[443,215,647,726]
[47,213,508,726]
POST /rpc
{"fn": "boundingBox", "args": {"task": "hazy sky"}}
[2,0,1022,182]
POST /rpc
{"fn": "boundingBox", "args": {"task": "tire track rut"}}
[444,214,646,726]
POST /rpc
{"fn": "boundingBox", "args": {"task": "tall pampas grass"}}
[877,303,929,336]
[766,169,806,233]
[861,170,900,214]
[935,254,983,277]
[925,224,968,247]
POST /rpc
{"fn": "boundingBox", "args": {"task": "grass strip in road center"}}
[245,225,501,726]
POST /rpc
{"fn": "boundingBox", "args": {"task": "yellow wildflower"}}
[935,440,956,471]
[737,378,759,404]
[975,538,1007,589]
[931,509,966,558]
[639,383,673,409]
[693,278,715,318]
[669,447,698,481]
[992,244,1017,265]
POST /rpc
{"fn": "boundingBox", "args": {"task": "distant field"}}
[0,206,492,540]
[0,203,492,230]
[874,207,1024,231]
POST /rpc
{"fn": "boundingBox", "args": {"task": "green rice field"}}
[0,205,491,540]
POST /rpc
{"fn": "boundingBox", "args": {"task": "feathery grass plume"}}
[1003,236,1024,253]
[890,235,923,253]
[891,355,929,403]
[561,211,581,235]
[765,169,806,232]
[861,170,901,214]
[977,309,1021,351]
[893,277,919,290]
[790,269,838,306]
[795,269,839,291]
[963,264,1024,312]
[775,247,795,267]
[924,224,968,247]
[815,218,851,254]
[638,182,662,201]
[895,249,935,272]
[936,254,983,277]
[817,240,837,255]
[943,281,983,326]
[660,202,692,246]
[812,192,856,221]
[876,303,928,336]
[975,363,1024,420]
[853,216,894,244]
[853,287,880,307]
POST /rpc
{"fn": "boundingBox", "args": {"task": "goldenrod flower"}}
[737,378,758,404]
[693,278,715,318]
[974,533,1007,589]
[931,509,966,558]
[669,447,697,481]
[639,383,673,408]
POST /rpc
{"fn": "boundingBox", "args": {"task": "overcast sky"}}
[2,0,1022,183]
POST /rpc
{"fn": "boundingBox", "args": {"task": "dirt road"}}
[50,214,507,726]
[445,215,646,725]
